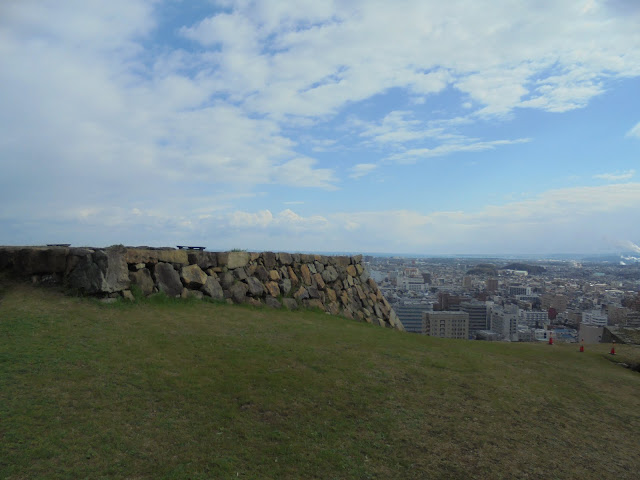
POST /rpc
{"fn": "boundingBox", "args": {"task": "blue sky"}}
[1,0,640,255]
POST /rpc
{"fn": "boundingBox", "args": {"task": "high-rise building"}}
[394,301,433,333]
[486,278,498,292]
[489,305,518,341]
[436,293,468,311]
[460,301,488,333]
[509,286,532,296]
[422,311,469,339]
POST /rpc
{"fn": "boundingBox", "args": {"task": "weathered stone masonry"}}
[0,246,404,331]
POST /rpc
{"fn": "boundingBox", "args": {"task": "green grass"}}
[1,282,640,479]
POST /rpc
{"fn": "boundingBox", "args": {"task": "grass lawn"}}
[1,282,639,479]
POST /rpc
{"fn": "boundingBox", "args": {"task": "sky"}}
[1,0,640,255]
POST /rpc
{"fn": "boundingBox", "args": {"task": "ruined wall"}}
[0,245,404,330]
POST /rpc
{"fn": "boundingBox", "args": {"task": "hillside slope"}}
[1,283,639,479]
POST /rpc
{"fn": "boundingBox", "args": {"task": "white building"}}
[581,309,608,327]
[509,286,532,296]
[489,305,518,341]
[397,267,427,292]
[519,310,549,328]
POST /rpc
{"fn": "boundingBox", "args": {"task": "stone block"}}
[124,248,188,265]
[180,264,208,288]
[268,269,280,281]
[129,268,154,296]
[265,296,282,309]
[313,273,326,290]
[280,278,292,295]
[294,286,309,301]
[326,288,337,303]
[321,265,339,283]
[219,271,235,289]
[262,251,277,269]
[230,282,249,303]
[66,247,129,294]
[283,298,298,310]
[277,252,293,265]
[154,262,183,297]
[218,251,249,269]
[188,251,218,269]
[246,277,265,297]
[255,265,269,282]
[265,281,280,297]
[287,267,299,286]
[300,264,312,285]
[15,247,69,274]
[307,285,320,299]
[201,277,224,300]
[234,267,248,280]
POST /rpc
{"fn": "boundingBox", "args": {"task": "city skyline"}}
[1,1,640,254]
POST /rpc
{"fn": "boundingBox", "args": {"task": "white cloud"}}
[626,122,640,138]
[2,1,640,251]
[176,0,640,120]
[593,170,636,181]
[349,163,378,179]
[387,138,531,164]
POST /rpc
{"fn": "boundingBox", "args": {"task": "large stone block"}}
[300,264,312,285]
[181,264,208,288]
[254,265,269,282]
[201,277,224,300]
[277,252,293,265]
[230,282,249,303]
[219,271,235,289]
[280,278,292,295]
[283,298,298,310]
[313,273,326,290]
[14,247,69,275]
[129,268,154,296]
[187,251,218,269]
[124,248,188,265]
[66,246,129,294]
[321,265,339,283]
[265,296,282,308]
[331,256,350,267]
[287,267,299,286]
[307,285,320,299]
[265,281,280,297]
[262,251,277,269]
[294,286,309,301]
[218,251,249,269]
[246,277,265,297]
[154,262,183,297]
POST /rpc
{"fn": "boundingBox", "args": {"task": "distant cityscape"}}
[364,255,640,344]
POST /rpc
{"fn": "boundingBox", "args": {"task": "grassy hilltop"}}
[1,282,639,479]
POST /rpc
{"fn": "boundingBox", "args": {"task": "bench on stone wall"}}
[176,246,206,251]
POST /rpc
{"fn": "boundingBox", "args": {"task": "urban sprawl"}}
[364,256,640,344]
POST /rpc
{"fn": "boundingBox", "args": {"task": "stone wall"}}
[0,245,404,330]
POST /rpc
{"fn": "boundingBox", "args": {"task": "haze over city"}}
[2,0,640,255]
